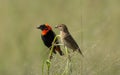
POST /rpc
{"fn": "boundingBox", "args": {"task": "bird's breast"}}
[60,31,65,43]
[60,31,69,44]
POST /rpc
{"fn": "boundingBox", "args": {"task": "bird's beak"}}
[37,25,40,29]
[55,25,58,28]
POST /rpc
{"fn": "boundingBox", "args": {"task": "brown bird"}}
[55,24,84,56]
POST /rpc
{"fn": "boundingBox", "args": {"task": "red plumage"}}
[37,24,64,56]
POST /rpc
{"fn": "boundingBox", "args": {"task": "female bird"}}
[55,24,83,56]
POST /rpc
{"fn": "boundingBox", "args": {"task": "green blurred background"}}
[0,0,120,75]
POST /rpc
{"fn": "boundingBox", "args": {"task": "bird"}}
[37,24,64,57]
[55,24,84,56]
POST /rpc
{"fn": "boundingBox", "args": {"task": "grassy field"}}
[0,0,120,75]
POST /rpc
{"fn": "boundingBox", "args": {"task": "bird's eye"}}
[59,25,62,27]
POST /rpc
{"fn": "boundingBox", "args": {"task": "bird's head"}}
[55,24,68,32]
[37,24,51,30]
[37,24,52,35]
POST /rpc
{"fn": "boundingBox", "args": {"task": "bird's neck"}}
[41,29,51,35]
[60,30,70,38]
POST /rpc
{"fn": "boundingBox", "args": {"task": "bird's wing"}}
[64,35,83,56]
[64,34,80,50]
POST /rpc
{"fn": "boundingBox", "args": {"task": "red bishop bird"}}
[37,24,64,57]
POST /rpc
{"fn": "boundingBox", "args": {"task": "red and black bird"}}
[37,24,64,56]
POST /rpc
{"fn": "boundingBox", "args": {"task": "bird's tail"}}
[78,48,84,57]
[54,46,64,56]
